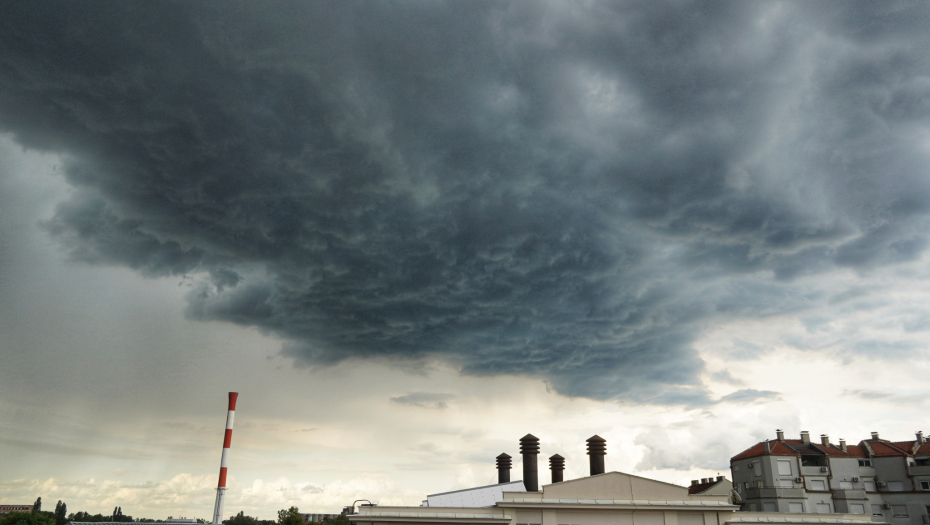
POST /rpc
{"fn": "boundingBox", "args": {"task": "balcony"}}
[745,487,806,500]
[832,489,868,501]
[907,465,930,476]
[801,466,830,476]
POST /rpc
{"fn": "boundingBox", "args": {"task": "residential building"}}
[0,505,34,515]
[730,429,930,525]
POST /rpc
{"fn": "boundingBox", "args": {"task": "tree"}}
[54,502,67,525]
[224,511,258,525]
[1,512,55,525]
[276,507,302,525]
[33,499,42,514]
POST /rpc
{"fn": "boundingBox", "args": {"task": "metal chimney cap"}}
[586,435,606,442]
[497,453,512,459]
[549,453,565,459]
[520,433,539,441]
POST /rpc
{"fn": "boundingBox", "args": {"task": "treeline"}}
[223,507,349,525]
[1,498,154,525]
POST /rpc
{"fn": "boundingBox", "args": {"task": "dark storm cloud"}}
[1,1,929,402]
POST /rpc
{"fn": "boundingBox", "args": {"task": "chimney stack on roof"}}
[717,476,724,481]
[839,439,847,452]
[776,429,785,441]
[496,453,512,484]
[821,434,830,446]
[764,440,771,453]
[871,432,880,440]
[691,480,699,486]
[586,435,607,476]
[701,478,708,484]
[917,431,925,445]
[520,434,540,492]
[800,431,810,444]
[549,454,565,484]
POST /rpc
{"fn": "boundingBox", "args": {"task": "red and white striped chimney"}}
[212,392,238,525]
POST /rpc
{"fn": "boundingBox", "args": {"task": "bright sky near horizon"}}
[2,1,930,521]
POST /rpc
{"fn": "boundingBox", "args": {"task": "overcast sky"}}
[2,0,930,520]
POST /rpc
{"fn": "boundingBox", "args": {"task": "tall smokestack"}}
[549,454,565,484]
[520,434,540,491]
[496,453,512,484]
[212,392,238,525]
[586,435,606,476]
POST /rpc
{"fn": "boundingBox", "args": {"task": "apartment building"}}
[730,430,930,525]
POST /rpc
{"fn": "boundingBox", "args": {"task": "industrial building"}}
[348,434,877,525]
[730,429,930,525]
[0,505,34,515]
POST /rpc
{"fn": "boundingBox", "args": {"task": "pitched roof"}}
[731,439,859,461]
[865,440,913,457]
[915,442,930,456]
[688,479,721,495]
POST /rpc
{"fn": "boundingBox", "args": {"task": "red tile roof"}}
[688,479,722,495]
[867,440,913,457]
[915,442,930,456]
[731,437,919,461]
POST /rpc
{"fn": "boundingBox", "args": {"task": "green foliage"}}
[33,499,42,514]
[54,501,67,525]
[322,516,348,525]
[276,507,303,525]
[1,512,54,525]
[225,511,259,525]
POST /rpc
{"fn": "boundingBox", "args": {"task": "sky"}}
[1,0,930,520]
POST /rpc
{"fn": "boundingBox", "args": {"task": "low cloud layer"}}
[1,2,929,403]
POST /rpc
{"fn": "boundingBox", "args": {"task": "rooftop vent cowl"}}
[586,435,607,476]
[520,434,540,492]
[549,454,565,484]
[496,453,512,484]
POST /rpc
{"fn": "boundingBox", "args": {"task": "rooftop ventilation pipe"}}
[586,435,606,476]
[776,429,785,441]
[496,453,512,484]
[800,431,810,444]
[549,454,565,483]
[821,434,830,446]
[520,434,540,491]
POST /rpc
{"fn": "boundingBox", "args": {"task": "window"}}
[744,482,750,492]
[888,481,904,492]
[850,504,865,515]
[753,461,762,477]
[916,459,930,466]
[763,503,776,512]
[810,479,826,491]
[858,459,872,467]
[892,505,908,517]
[816,503,831,514]
[802,456,827,467]
[920,481,930,490]
[864,481,876,491]
[872,505,883,516]
[777,460,792,476]
[788,503,803,513]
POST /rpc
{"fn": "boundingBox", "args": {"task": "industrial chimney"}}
[549,454,565,483]
[212,392,238,525]
[586,435,606,476]
[520,434,540,492]
[496,453,512,484]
